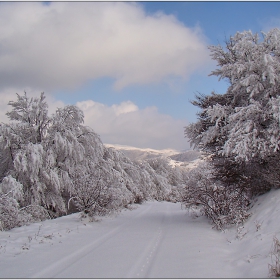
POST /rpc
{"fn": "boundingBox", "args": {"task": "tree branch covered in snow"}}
[181,162,251,230]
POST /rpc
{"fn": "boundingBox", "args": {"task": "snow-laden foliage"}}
[186,29,280,161]
[181,162,251,230]
[69,147,136,216]
[144,157,186,202]
[0,92,186,230]
[184,28,280,228]
[0,175,23,230]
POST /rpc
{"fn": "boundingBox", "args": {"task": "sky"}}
[0,1,280,151]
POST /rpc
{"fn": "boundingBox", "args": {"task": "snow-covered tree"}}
[187,29,280,160]
[69,147,136,216]
[143,157,186,201]
[183,28,280,229]
[185,28,280,196]
[0,93,107,218]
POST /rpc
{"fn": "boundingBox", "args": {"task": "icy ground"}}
[1,189,280,278]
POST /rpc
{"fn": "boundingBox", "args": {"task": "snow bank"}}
[223,188,280,278]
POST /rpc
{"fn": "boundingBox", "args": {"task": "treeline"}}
[0,93,186,231]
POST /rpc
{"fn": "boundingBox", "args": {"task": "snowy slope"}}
[169,150,201,162]
[104,143,180,159]
[104,143,203,169]
[1,189,280,278]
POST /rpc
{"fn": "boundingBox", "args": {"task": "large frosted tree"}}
[186,29,280,159]
[185,28,280,197]
[0,92,104,216]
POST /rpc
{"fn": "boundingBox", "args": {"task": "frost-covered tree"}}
[0,92,107,217]
[187,29,280,160]
[185,29,280,228]
[143,157,186,201]
[0,175,24,230]
[69,148,136,216]
[185,28,280,197]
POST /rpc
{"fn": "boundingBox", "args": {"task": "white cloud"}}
[77,100,189,150]
[0,2,210,91]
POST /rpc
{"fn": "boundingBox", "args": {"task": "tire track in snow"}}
[126,203,168,278]
[144,203,171,277]
[31,204,153,278]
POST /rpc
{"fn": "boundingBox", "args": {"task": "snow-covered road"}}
[3,194,280,278]
[0,201,241,278]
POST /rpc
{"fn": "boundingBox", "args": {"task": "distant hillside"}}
[104,144,203,169]
[169,150,201,162]
[104,144,179,161]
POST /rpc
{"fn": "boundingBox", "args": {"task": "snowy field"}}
[1,189,280,278]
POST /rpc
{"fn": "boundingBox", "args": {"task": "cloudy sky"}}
[0,1,280,150]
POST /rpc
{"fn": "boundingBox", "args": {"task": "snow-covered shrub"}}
[19,205,51,223]
[167,185,184,203]
[69,163,126,217]
[146,157,185,186]
[0,176,23,231]
[68,147,187,217]
[138,159,169,201]
[0,195,20,231]
[182,162,251,230]
[0,175,50,230]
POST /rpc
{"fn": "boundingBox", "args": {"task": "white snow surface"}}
[1,189,280,278]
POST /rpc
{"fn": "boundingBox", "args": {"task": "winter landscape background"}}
[1,2,280,279]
